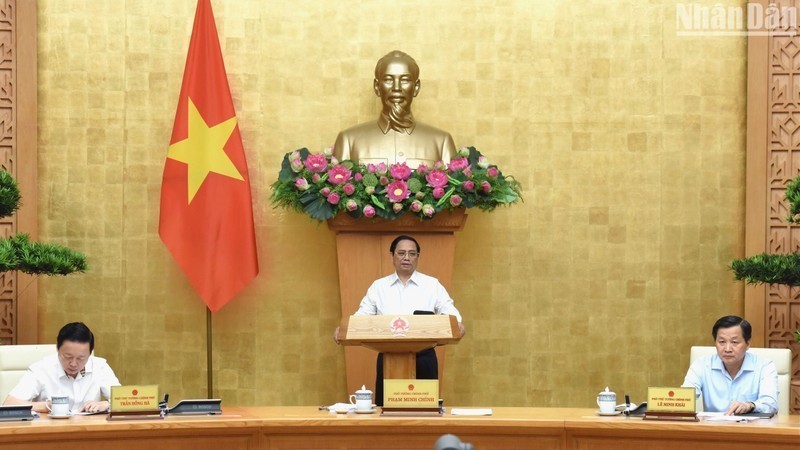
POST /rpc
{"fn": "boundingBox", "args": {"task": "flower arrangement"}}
[271,146,522,221]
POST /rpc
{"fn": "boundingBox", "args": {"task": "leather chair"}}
[0,344,54,402]
[689,346,791,413]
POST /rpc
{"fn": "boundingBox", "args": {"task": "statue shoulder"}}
[339,120,381,138]
[413,121,454,141]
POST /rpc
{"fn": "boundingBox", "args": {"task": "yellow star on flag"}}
[167,98,243,203]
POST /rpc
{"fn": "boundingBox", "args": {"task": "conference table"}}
[0,407,797,449]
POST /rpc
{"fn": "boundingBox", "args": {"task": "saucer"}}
[49,413,72,419]
[354,408,377,414]
[596,410,622,416]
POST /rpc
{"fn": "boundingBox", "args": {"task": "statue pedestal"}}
[328,209,467,397]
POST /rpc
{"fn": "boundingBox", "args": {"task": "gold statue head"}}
[373,51,420,132]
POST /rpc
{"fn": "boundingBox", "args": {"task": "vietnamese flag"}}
[159,0,258,312]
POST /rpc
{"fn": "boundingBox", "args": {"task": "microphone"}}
[434,434,474,450]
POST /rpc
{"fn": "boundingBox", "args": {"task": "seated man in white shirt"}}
[335,235,465,405]
[3,322,120,414]
[682,315,778,415]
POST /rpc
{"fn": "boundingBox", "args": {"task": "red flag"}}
[159,0,258,312]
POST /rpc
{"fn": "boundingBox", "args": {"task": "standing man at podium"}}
[336,235,465,405]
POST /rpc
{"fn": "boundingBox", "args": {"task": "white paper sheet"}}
[450,408,493,416]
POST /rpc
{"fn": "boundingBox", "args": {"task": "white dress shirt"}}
[682,352,778,414]
[354,271,462,321]
[8,353,120,412]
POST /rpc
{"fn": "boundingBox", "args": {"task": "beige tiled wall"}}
[37,0,746,407]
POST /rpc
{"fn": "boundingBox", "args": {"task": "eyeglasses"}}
[394,251,418,259]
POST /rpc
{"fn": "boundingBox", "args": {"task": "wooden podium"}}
[337,314,463,380]
[328,209,467,396]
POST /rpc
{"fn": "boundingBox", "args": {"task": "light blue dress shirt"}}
[682,352,778,414]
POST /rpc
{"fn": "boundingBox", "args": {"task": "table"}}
[0,407,796,449]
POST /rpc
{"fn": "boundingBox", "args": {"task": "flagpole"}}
[206,306,213,398]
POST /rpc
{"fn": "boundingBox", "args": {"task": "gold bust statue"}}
[333,51,456,169]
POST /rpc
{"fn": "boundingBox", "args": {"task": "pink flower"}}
[422,204,435,217]
[462,180,475,192]
[346,199,358,211]
[450,195,463,207]
[343,183,356,195]
[311,173,321,183]
[481,181,492,193]
[327,192,340,205]
[330,156,339,166]
[389,163,412,180]
[434,160,447,171]
[354,172,363,182]
[379,176,389,186]
[323,146,334,157]
[425,170,449,188]
[327,165,352,185]
[376,162,388,175]
[433,187,445,199]
[290,157,304,173]
[458,147,470,157]
[415,192,425,200]
[487,167,499,178]
[363,205,376,218]
[386,180,410,203]
[410,200,423,212]
[367,163,377,173]
[477,156,489,169]
[416,163,430,174]
[365,186,376,195]
[447,157,469,172]
[393,203,404,213]
[295,178,310,191]
[320,187,331,196]
[303,154,328,173]
[463,166,473,178]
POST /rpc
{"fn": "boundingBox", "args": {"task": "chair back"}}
[0,344,54,402]
[689,346,791,413]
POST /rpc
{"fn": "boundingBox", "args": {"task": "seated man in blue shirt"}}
[682,315,778,415]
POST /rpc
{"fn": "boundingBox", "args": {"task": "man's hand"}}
[333,326,341,344]
[33,401,50,414]
[81,400,109,413]
[725,400,755,415]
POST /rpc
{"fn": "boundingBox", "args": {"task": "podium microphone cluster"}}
[434,434,474,450]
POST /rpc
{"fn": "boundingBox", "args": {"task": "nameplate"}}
[0,405,34,422]
[383,379,439,408]
[168,399,222,415]
[647,387,696,413]
[110,385,160,412]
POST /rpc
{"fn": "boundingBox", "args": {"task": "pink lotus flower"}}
[386,180,410,203]
[416,163,430,174]
[477,156,489,169]
[487,167,499,178]
[330,156,339,166]
[354,173,363,182]
[389,162,412,180]
[376,162,388,175]
[379,176,389,186]
[450,195,463,207]
[290,157,304,173]
[463,166,473,178]
[411,200,423,212]
[295,178,310,191]
[311,173,321,183]
[327,165,352,185]
[346,199,358,211]
[365,186,376,195]
[327,192,340,205]
[462,180,475,192]
[367,163,377,173]
[320,187,331,196]
[422,204,435,217]
[433,187,445,199]
[363,205,376,218]
[425,170,449,188]
[447,157,469,172]
[393,203,404,213]
[416,192,425,200]
[343,183,356,195]
[434,160,447,171]
[303,154,328,172]
[481,181,492,193]
[323,146,334,156]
